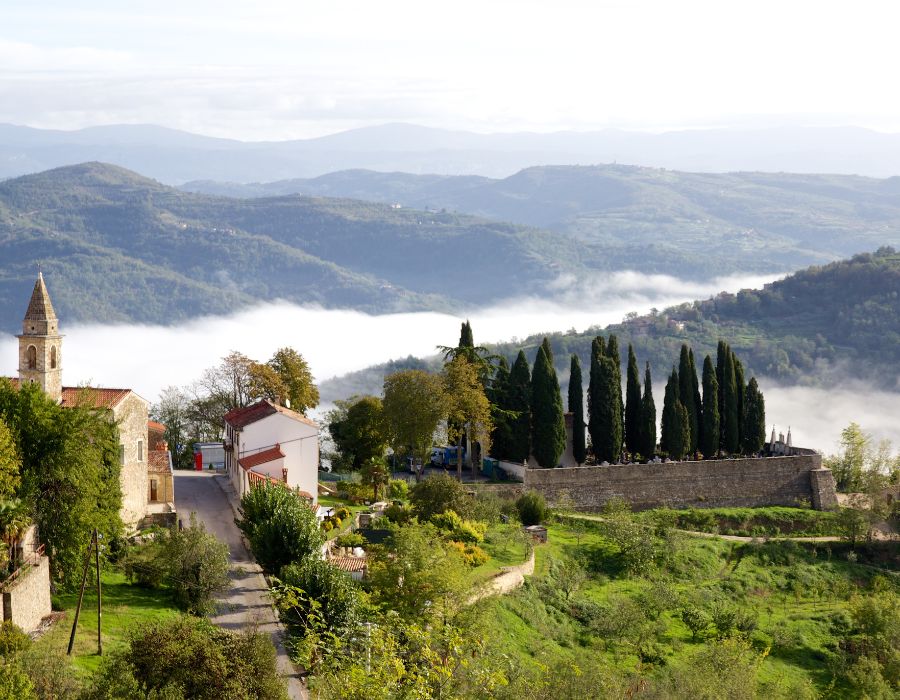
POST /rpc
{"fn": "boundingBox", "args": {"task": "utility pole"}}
[67,532,94,656]
[95,528,102,656]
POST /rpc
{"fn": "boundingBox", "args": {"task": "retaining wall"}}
[523,454,836,511]
[1,556,51,633]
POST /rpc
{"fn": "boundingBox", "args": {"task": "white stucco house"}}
[223,399,319,503]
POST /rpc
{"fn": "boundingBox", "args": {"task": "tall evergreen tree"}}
[592,356,623,463]
[678,345,699,455]
[742,377,766,455]
[733,354,745,450]
[459,320,474,349]
[639,362,657,459]
[722,350,740,454]
[568,355,586,464]
[660,367,679,457]
[541,337,554,364]
[716,340,728,448]
[672,401,690,460]
[531,344,566,468]
[607,335,625,439]
[488,357,511,460]
[507,351,532,463]
[587,337,605,456]
[689,349,702,452]
[700,355,720,459]
[624,345,642,455]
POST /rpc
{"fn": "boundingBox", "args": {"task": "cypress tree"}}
[531,344,566,468]
[700,355,719,459]
[678,345,699,455]
[568,355,586,464]
[593,356,623,463]
[607,335,624,438]
[722,350,740,454]
[541,337,554,364]
[716,340,728,449]
[459,320,474,349]
[488,356,511,460]
[624,345,642,455]
[660,367,679,456]
[507,351,532,463]
[733,354,745,450]
[672,401,690,460]
[742,377,766,455]
[639,362,657,458]
[689,349,702,451]
[587,337,605,456]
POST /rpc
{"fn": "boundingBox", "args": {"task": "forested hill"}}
[0,162,584,332]
[320,250,900,401]
[183,164,900,279]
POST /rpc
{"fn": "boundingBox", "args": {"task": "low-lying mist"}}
[2,270,894,454]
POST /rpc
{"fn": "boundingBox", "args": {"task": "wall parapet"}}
[523,454,835,511]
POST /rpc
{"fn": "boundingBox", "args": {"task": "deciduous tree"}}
[382,370,446,469]
[443,356,493,479]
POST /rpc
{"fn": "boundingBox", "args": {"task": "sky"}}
[3,1,900,139]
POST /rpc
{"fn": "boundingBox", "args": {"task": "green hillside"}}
[183,164,900,278]
[320,249,900,401]
[0,163,581,331]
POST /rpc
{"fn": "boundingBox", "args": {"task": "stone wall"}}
[115,393,150,528]
[523,454,836,511]
[2,556,51,633]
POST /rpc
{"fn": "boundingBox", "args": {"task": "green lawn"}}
[34,570,180,675]
[468,523,530,584]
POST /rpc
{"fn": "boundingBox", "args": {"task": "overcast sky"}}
[2,0,900,140]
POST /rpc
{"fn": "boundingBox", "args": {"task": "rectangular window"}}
[137,440,144,462]
[119,445,125,465]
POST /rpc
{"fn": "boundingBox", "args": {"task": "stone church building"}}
[9,273,173,528]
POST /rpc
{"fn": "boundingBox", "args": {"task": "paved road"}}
[174,471,306,700]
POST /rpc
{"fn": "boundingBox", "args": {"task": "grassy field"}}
[34,570,180,675]
[478,516,899,698]
[634,506,845,537]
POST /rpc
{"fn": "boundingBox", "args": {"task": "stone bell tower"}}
[17,273,63,403]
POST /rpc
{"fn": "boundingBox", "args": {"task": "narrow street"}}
[174,471,306,700]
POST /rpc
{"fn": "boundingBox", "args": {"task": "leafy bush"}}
[383,503,413,524]
[122,538,167,588]
[388,479,409,500]
[516,491,547,526]
[82,616,287,700]
[410,474,470,520]
[335,508,351,521]
[277,559,361,635]
[237,482,325,574]
[448,541,489,567]
[337,482,371,505]
[334,532,366,548]
[322,520,334,533]
[430,510,486,543]
[0,621,30,657]
[681,605,711,640]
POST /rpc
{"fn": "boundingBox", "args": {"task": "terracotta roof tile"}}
[238,445,285,471]
[224,399,318,430]
[148,450,171,473]
[148,420,166,434]
[329,556,367,574]
[60,387,131,409]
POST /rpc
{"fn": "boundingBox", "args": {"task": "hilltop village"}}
[0,275,894,700]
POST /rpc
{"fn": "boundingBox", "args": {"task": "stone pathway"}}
[468,548,535,604]
[174,471,306,700]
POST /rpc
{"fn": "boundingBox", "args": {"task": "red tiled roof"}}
[329,556,367,574]
[148,420,166,434]
[2,379,135,410]
[224,399,319,430]
[148,450,171,473]
[238,445,285,471]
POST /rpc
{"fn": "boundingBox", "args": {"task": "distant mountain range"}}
[3,122,900,182]
[3,161,900,333]
[320,249,900,402]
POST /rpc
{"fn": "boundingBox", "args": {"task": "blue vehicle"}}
[430,446,466,467]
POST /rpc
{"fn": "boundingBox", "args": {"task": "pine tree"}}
[689,349,702,452]
[531,344,566,468]
[624,345,642,455]
[507,351,532,463]
[488,356,511,460]
[722,350,740,454]
[660,367,679,456]
[678,345,699,455]
[639,362,657,459]
[568,355,586,464]
[700,355,720,459]
[742,377,766,455]
[593,356,623,463]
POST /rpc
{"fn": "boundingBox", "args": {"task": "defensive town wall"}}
[521,454,838,512]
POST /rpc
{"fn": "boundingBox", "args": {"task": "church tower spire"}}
[18,273,63,402]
